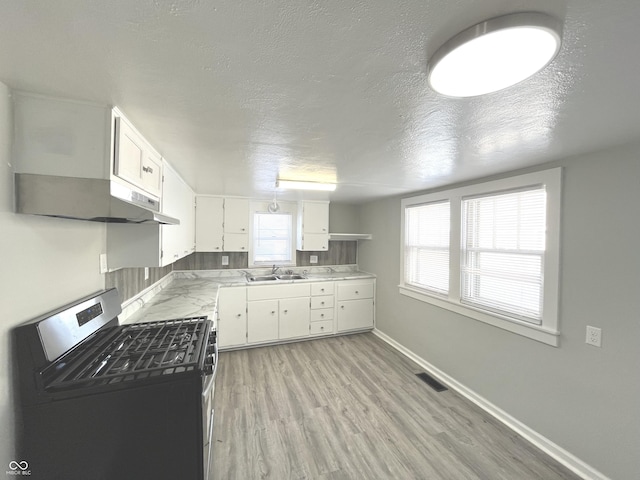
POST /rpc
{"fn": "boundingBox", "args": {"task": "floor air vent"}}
[416,372,448,392]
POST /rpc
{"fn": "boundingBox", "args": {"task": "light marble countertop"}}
[120,265,375,327]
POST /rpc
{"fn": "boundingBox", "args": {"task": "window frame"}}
[399,168,562,346]
[249,200,298,268]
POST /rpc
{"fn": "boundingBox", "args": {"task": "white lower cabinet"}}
[337,299,374,332]
[336,279,375,332]
[218,278,374,349]
[247,300,279,343]
[246,284,311,344]
[279,297,311,340]
[217,287,247,348]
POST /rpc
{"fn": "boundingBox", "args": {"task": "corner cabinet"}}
[195,197,224,251]
[195,196,249,252]
[217,287,247,348]
[297,201,330,251]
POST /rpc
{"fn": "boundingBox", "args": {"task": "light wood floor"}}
[212,333,581,480]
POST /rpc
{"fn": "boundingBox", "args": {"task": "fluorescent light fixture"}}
[276,179,337,191]
[427,12,562,97]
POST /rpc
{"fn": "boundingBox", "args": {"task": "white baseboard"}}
[372,329,610,480]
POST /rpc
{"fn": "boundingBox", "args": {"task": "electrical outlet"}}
[586,326,602,347]
[310,255,318,264]
[99,254,108,274]
[144,267,149,280]
[221,256,229,266]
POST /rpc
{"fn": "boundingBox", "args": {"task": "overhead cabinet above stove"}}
[12,92,177,224]
[12,92,198,269]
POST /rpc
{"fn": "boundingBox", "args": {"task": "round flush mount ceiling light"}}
[427,12,562,97]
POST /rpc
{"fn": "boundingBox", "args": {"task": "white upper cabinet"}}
[196,196,224,251]
[297,201,330,251]
[106,160,195,269]
[195,196,249,252]
[161,161,195,263]
[224,198,250,233]
[114,114,163,198]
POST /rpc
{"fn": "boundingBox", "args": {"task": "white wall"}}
[358,142,640,480]
[0,82,105,470]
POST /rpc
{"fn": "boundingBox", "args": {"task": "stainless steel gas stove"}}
[14,288,217,480]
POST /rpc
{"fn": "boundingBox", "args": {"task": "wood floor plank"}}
[212,333,582,480]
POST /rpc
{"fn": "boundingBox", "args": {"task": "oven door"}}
[202,343,218,479]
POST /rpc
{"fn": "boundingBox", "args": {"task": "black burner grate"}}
[43,317,211,391]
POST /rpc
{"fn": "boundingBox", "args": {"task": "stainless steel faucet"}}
[271,265,280,275]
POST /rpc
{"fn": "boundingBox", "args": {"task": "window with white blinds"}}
[399,168,562,346]
[252,212,293,264]
[404,201,450,295]
[461,187,546,323]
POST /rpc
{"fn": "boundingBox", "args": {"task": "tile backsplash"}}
[106,241,358,303]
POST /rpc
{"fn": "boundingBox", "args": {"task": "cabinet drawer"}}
[310,308,334,322]
[310,320,333,335]
[311,282,334,296]
[311,296,334,310]
[337,281,374,301]
[247,283,311,301]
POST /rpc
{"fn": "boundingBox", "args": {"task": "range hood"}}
[15,173,180,225]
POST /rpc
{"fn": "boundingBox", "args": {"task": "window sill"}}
[398,285,559,347]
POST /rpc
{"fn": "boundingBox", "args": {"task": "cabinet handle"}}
[284,310,288,314]
[320,288,325,292]
[341,306,345,309]
[320,301,325,305]
[241,228,246,231]
[320,314,324,318]
[271,311,276,315]
[355,291,359,294]
[320,326,325,330]
[236,314,242,318]
[142,166,154,174]
[241,246,245,250]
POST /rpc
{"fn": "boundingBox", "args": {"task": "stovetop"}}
[41,317,215,392]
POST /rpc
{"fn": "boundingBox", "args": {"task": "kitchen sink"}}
[247,275,278,282]
[275,274,306,280]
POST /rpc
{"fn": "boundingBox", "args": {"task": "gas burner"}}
[110,357,132,373]
[130,331,194,352]
[154,351,186,367]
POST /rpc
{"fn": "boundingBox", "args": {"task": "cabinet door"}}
[301,233,328,251]
[279,297,310,340]
[247,300,279,343]
[141,150,162,197]
[196,196,224,252]
[302,202,329,234]
[223,233,249,252]
[160,162,195,266]
[217,288,247,348]
[160,164,183,265]
[224,198,249,233]
[114,117,144,188]
[337,299,374,332]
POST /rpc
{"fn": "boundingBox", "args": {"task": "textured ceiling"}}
[1,1,640,203]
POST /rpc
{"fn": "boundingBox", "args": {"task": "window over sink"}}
[252,212,294,265]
